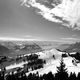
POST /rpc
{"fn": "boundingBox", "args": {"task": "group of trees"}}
[15,54,46,73]
[16,54,39,62]
[69,52,80,61]
[23,54,46,72]
[0,58,80,80]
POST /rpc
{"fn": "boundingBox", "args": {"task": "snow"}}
[31,49,80,75]
[6,61,28,70]
[3,48,80,75]
[25,49,63,75]
[26,59,60,75]
[36,49,62,59]
[63,57,80,75]
[70,52,76,55]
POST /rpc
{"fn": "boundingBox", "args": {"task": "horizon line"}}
[0,37,77,43]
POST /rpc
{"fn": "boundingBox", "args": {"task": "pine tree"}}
[77,72,80,80]
[55,58,68,80]
[69,72,76,80]
[57,58,67,73]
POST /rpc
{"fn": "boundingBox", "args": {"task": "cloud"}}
[0,37,40,41]
[23,35,33,38]
[61,37,80,41]
[20,0,80,30]
[23,35,44,41]
[72,34,77,37]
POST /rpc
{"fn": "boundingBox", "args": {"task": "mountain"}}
[0,41,43,57]
[35,41,64,50]
[57,44,71,51]
[0,45,10,56]
[21,43,43,54]
[63,42,80,53]
[3,48,80,75]
[0,41,22,50]
[0,40,74,57]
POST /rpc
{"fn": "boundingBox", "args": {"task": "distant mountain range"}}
[63,42,80,53]
[0,45,10,56]
[0,40,65,57]
[57,44,70,51]
[0,41,43,57]
[57,42,80,53]
[0,40,80,57]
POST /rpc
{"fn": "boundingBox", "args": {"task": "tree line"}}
[0,58,80,80]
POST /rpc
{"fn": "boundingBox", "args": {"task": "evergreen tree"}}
[77,72,80,80]
[69,72,76,80]
[57,58,67,73]
[55,58,68,80]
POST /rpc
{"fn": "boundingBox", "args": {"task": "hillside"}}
[63,42,80,53]
[0,45,10,56]
[1,48,80,75]
[1,41,80,75]
[57,44,70,51]
[20,43,43,54]
[0,41,43,57]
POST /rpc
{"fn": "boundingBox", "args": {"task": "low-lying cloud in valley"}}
[21,0,80,30]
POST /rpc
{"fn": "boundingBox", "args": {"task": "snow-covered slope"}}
[3,48,80,75]
[6,61,28,70]
[36,49,62,59]
[27,49,80,75]
[64,57,80,75]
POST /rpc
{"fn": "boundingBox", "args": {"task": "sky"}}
[0,0,80,43]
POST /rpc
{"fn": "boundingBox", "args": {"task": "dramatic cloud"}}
[20,0,80,30]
